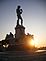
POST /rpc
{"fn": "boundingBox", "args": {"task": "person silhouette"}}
[16,6,23,25]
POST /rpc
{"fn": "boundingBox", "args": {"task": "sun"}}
[28,38,39,48]
[31,40,35,46]
[28,40,35,47]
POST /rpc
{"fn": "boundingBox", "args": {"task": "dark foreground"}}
[0,51,46,61]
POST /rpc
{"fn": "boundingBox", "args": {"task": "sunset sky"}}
[0,0,46,48]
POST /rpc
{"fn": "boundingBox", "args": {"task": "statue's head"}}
[17,5,21,9]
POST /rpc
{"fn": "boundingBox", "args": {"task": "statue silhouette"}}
[16,6,23,25]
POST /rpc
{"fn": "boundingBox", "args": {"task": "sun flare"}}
[28,38,39,48]
[31,40,35,46]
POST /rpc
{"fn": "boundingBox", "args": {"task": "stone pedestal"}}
[15,25,25,40]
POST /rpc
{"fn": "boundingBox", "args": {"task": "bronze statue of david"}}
[16,6,23,25]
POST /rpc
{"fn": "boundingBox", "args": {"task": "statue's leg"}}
[21,18,23,25]
[17,16,19,25]
[20,16,23,25]
[17,20,19,25]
